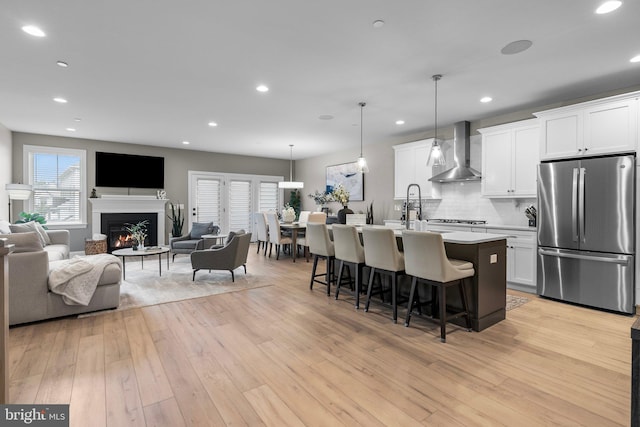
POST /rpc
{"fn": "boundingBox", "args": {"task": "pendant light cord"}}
[433,74,441,142]
[288,144,294,181]
[359,102,366,156]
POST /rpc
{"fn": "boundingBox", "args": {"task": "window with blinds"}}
[259,182,279,212]
[229,180,252,232]
[24,145,86,225]
[195,178,221,225]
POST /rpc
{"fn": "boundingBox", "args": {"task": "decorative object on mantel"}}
[157,190,167,200]
[90,188,98,198]
[168,202,184,237]
[124,220,149,250]
[281,204,296,223]
[332,184,353,224]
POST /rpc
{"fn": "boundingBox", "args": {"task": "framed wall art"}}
[326,162,364,201]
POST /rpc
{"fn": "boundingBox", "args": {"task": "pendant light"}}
[356,102,369,173]
[427,74,446,167]
[278,144,304,189]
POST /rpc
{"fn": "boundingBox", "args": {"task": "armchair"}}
[170,222,219,261]
[191,231,251,282]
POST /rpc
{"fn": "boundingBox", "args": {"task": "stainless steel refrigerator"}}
[537,154,635,314]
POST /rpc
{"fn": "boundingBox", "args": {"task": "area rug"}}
[80,257,271,316]
[506,294,530,311]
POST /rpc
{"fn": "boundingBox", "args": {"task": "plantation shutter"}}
[259,181,279,212]
[195,178,221,226]
[229,180,252,233]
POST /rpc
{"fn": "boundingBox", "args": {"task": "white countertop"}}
[383,219,536,233]
[343,225,509,244]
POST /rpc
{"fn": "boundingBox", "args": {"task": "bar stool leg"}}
[404,276,418,327]
[438,284,447,343]
[335,260,345,300]
[310,255,319,289]
[364,267,376,312]
[325,256,333,296]
[355,263,363,309]
[459,278,472,332]
[391,273,398,323]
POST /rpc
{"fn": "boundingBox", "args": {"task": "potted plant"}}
[331,184,352,224]
[125,220,149,250]
[307,190,332,211]
[167,203,184,237]
[15,212,47,228]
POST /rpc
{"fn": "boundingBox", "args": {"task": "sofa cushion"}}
[191,222,214,239]
[9,221,51,246]
[0,231,44,253]
[49,257,121,287]
[45,244,70,261]
[0,220,11,234]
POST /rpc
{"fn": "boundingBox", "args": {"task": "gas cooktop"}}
[428,219,487,225]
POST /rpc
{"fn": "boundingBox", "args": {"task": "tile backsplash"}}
[418,181,536,226]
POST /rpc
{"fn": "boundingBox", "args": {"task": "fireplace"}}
[101,213,158,253]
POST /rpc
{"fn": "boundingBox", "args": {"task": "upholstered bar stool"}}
[306,222,335,296]
[332,224,367,309]
[266,212,292,259]
[297,212,327,261]
[402,230,473,343]
[362,227,405,323]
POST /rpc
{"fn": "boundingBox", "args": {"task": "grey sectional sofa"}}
[0,229,122,325]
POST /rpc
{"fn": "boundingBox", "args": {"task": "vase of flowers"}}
[308,190,332,211]
[331,184,353,224]
[281,204,296,223]
[125,220,149,250]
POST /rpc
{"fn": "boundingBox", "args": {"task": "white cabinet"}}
[393,139,441,200]
[479,119,539,198]
[491,228,536,293]
[536,93,639,161]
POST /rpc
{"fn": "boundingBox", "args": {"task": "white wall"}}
[0,123,11,220]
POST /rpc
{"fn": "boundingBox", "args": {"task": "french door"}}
[189,171,282,238]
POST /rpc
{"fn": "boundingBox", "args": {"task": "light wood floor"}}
[8,244,635,426]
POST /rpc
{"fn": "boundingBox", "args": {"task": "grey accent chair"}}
[170,222,219,261]
[190,231,252,282]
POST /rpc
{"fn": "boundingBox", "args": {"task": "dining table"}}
[279,222,306,262]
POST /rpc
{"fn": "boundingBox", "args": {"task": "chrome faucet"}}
[405,183,423,229]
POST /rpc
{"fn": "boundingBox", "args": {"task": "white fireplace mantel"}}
[89,196,168,245]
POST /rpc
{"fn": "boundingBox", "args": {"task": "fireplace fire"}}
[101,213,157,253]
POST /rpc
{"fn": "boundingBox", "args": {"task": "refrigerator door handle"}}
[571,167,579,242]
[578,167,586,243]
[538,248,631,265]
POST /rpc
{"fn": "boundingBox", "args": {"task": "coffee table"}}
[112,247,170,280]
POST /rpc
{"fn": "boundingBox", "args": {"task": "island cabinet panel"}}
[443,238,507,331]
[536,91,639,161]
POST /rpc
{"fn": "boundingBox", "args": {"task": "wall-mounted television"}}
[95,152,165,189]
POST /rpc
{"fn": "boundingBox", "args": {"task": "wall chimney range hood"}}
[429,121,481,183]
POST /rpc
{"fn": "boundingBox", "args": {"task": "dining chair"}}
[254,212,269,255]
[266,212,292,260]
[298,210,311,224]
[362,227,405,323]
[332,224,366,309]
[306,223,335,295]
[402,230,473,343]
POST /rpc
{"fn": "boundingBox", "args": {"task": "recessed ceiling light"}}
[182,141,190,145]
[395,120,405,125]
[53,97,68,103]
[373,20,385,28]
[631,54,640,63]
[56,61,68,68]
[66,128,76,132]
[21,25,46,37]
[74,117,82,122]
[501,40,533,55]
[318,115,334,120]
[256,85,269,92]
[480,96,493,103]
[596,1,622,14]
[208,121,218,127]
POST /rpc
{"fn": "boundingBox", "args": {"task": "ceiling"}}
[1,0,639,160]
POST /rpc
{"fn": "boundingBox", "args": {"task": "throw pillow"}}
[9,221,49,246]
[33,222,51,245]
[0,231,44,253]
[191,222,213,239]
[0,220,11,234]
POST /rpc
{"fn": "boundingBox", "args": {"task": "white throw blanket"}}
[49,254,122,306]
